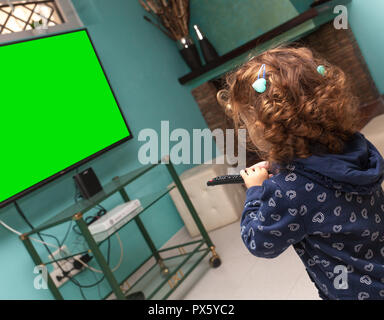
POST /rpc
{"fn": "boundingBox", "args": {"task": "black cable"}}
[17,198,71,260]
[16,175,113,299]
[72,215,102,235]
[13,175,107,299]
[15,201,81,288]
[79,287,87,300]
[15,201,81,286]
[15,200,66,256]
[91,267,103,299]
[15,201,34,229]
[96,204,107,214]
[14,201,109,297]
[58,221,73,248]
[78,238,111,299]
[39,232,61,247]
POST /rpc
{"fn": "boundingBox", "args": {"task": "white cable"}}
[74,232,124,273]
[30,237,59,249]
[0,219,21,235]
[0,218,124,271]
[0,219,59,249]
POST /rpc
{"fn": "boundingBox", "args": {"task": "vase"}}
[193,25,219,64]
[177,36,202,71]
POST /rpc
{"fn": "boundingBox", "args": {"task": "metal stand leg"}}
[74,213,126,300]
[20,234,64,300]
[166,161,221,267]
[115,183,169,276]
[134,216,170,276]
[208,246,222,268]
[166,161,214,246]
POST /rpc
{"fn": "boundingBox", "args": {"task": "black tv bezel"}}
[0,28,133,209]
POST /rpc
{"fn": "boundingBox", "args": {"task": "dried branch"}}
[138,0,190,41]
[139,0,150,12]
[143,15,175,40]
[146,0,159,14]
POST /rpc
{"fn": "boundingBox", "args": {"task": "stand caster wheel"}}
[125,291,145,300]
[158,259,169,276]
[209,256,221,268]
[160,267,170,276]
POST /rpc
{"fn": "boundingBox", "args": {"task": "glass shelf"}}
[41,185,175,265]
[26,163,159,236]
[106,240,211,300]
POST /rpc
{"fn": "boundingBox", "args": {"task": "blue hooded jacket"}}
[241,132,384,300]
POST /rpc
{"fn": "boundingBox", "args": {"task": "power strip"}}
[49,245,87,288]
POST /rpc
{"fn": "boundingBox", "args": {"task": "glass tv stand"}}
[20,159,221,300]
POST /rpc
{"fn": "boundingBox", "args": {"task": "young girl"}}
[218,46,384,300]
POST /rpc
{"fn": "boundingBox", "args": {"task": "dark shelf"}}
[178,0,350,85]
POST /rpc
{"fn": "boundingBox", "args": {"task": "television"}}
[0,29,132,209]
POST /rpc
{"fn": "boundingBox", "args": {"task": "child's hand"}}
[240,162,271,188]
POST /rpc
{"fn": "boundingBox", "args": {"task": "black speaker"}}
[73,167,103,199]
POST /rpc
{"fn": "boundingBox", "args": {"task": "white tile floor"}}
[167,221,320,300]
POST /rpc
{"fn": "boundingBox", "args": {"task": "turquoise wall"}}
[189,0,384,96]
[349,0,384,94]
[189,0,300,55]
[289,0,313,13]
[288,0,384,95]
[0,0,210,299]
[291,0,384,95]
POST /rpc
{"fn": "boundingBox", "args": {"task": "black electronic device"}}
[73,168,103,199]
[207,175,244,186]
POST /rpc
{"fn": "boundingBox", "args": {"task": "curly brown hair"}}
[217,45,360,165]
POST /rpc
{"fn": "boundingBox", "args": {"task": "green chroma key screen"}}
[0,29,131,207]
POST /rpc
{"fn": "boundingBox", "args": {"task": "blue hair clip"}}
[317,65,326,76]
[252,64,267,93]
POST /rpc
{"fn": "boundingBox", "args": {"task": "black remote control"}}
[207,174,244,186]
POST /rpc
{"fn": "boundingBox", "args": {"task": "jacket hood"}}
[290,132,384,195]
